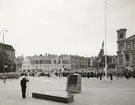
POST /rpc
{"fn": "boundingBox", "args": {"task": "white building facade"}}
[21,54,71,73]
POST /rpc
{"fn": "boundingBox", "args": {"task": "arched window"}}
[120,34,123,39]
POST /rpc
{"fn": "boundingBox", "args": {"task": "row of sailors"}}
[0,73,20,79]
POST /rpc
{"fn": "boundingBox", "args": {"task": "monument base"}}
[32,91,74,103]
[66,86,81,94]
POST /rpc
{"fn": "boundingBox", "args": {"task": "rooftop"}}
[0,43,15,51]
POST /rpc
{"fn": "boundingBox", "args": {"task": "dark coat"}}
[87,72,90,77]
[20,78,29,88]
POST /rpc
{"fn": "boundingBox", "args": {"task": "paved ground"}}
[0,76,135,105]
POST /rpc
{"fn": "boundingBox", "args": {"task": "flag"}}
[98,41,104,57]
[97,41,104,62]
[98,58,102,63]
[104,64,107,75]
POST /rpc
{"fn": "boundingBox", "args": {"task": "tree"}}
[0,50,14,73]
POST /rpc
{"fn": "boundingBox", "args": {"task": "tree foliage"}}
[0,50,15,73]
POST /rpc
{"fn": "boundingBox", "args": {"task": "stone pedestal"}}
[66,74,81,93]
[32,91,74,103]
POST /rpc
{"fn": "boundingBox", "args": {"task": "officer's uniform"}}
[20,76,29,98]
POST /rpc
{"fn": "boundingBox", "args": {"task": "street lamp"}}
[0,29,8,82]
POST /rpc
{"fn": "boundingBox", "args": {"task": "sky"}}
[0,0,135,57]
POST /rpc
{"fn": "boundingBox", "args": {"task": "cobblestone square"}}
[0,77,135,105]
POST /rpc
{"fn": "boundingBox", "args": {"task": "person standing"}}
[96,69,100,79]
[87,72,90,79]
[59,69,61,78]
[110,68,113,82]
[20,76,29,98]
[99,70,103,81]
[125,68,129,80]
[3,74,6,83]
[48,73,50,78]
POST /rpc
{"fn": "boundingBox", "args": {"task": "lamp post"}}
[0,29,8,82]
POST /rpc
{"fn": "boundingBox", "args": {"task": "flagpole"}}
[104,1,108,82]
[105,1,107,68]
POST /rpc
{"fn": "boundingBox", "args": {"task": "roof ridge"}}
[126,34,135,40]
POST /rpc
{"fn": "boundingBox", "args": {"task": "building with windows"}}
[21,54,90,73]
[70,55,90,70]
[89,57,97,68]
[21,54,71,73]
[117,28,135,71]
[15,55,24,72]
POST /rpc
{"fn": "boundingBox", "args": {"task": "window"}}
[133,41,135,49]
[58,60,61,64]
[133,54,135,66]
[44,60,51,64]
[54,60,56,64]
[120,34,123,39]
[119,42,124,50]
[36,60,38,64]
[126,42,131,49]
[113,59,115,63]
[127,44,130,49]
[40,60,42,64]
[62,60,68,64]
[125,54,129,62]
